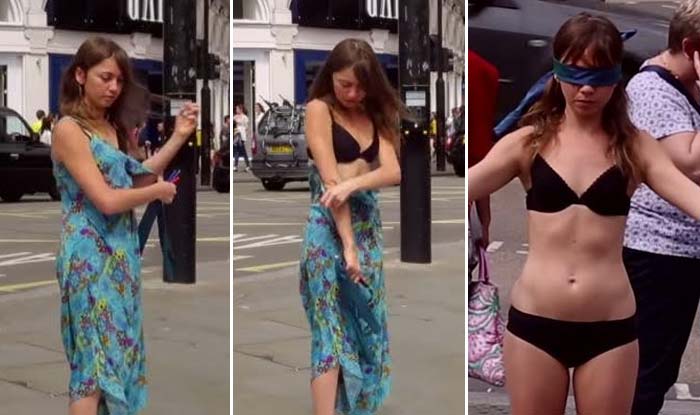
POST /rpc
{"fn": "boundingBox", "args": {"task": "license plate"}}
[267,144,293,155]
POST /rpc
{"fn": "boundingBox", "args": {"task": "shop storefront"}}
[0,0,229,135]
[233,0,464,113]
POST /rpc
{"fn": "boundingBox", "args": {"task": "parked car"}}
[212,136,230,193]
[469,0,669,125]
[251,103,309,191]
[0,107,58,202]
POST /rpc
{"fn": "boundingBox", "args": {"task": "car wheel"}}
[48,181,60,201]
[0,190,23,202]
[262,179,286,191]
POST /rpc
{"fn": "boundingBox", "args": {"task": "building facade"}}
[232,0,465,116]
[0,0,229,136]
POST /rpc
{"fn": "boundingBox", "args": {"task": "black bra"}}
[526,154,630,216]
[308,108,379,163]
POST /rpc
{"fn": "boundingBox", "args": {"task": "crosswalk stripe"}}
[235,261,300,273]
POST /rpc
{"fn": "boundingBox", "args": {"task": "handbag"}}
[468,247,506,387]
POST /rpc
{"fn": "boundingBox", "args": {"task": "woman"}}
[299,38,403,415]
[469,14,700,414]
[233,104,250,172]
[51,37,198,415]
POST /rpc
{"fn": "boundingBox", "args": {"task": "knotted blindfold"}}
[552,58,622,87]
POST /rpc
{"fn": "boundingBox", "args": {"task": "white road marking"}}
[515,250,528,255]
[234,235,304,250]
[0,253,55,266]
[487,241,503,252]
[232,234,279,243]
[232,255,253,261]
[0,252,31,259]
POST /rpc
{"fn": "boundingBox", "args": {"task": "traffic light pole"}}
[399,0,431,264]
[200,0,212,186]
[162,0,197,283]
[435,0,446,171]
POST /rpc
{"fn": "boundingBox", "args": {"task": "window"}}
[0,0,22,23]
[1,113,31,142]
[233,0,270,21]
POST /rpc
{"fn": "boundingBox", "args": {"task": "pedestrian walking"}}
[299,38,403,415]
[233,105,251,172]
[622,2,700,414]
[232,118,250,172]
[32,109,46,134]
[469,13,700,415]
[50,36,198,415]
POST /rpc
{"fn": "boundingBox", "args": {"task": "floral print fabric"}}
[54,130,153,415]
[299,166,391,414]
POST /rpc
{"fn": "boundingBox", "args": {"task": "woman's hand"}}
[343,245,366,285]
[321,180,355,209]
[173,102,200,141]
[154,176,177,204]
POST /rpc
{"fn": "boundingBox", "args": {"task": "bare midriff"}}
[511,206,635,322]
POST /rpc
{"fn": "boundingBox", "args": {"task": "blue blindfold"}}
[552,58,622,87]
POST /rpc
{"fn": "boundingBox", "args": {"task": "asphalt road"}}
[0,190,230,293]
[232,175,466,278]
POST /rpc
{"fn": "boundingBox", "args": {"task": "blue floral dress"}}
[54,124,153,415]
[300,166,391,414]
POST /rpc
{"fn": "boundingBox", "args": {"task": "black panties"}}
[507,306,637,368]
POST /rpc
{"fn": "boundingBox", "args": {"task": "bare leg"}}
[311,367,340,415]
[504,331,570,415]
[69,390,101,415]
[573,341,638,415]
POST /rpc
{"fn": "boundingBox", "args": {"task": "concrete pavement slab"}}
[234,240,465,414]
[0,259,230,413]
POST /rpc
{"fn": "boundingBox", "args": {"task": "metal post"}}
[399,0,431,263]
[435,0,446,171]
[200,0,212,186]
[162,0,197,283]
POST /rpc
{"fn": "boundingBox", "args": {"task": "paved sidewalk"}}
[0,260,230,415]
[469,390,700,415]
[233,240,466,414]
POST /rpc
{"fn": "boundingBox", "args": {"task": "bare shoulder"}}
[306,99,330,115]
[51,117,91,161]
[494,126,534,158]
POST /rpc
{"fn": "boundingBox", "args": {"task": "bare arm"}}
[140,103,200,178]
[305,100,356,254]
[638,131,700,220]
[52,119,172,215]
[656,131,700,183]
[468,126,530,204]
[475,196,491,246]
[340,134,401,192]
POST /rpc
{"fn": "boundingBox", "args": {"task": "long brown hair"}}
[307,38,407,149]
[59,37,148,153]
[520,13,641,182]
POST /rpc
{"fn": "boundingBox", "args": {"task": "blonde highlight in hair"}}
[520,13,642,184]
